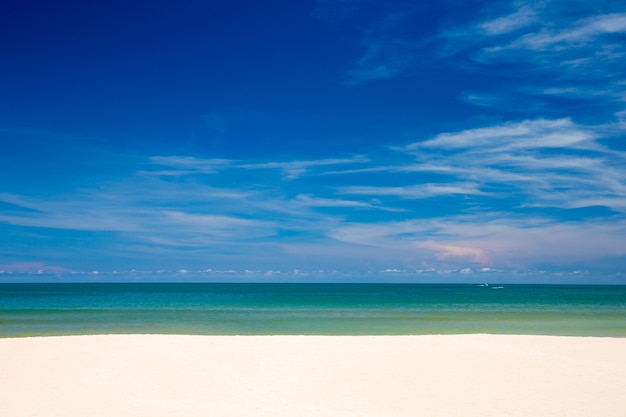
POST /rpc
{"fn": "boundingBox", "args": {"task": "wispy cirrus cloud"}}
[481,12,626,54]
[5,1,626,281]
[5,111,625,274]
[237,156,369,180]
[2,135,625,274]
[144,156,234,176]
[162,211,276,239]
[294,194,402,211]
[0,181,274,238]
[143,155,370,180]
[399,118,626,212]
[448,2,626,115]
[406,118,595,151]
[471,10,626,95]
[339,182,483,199]
[479,5,537,35]
[329,213,626,269]
[325,0,626,119]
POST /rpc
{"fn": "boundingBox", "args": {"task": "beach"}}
[1,335,625,417]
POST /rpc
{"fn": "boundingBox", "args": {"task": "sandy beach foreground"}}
[1,335,625,417]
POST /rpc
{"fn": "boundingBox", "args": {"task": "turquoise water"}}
[1,283,625,337]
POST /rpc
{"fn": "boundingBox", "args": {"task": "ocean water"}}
[1,283,625,337]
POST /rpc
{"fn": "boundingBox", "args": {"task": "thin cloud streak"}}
[145,156,235,176]
[339,183,484,199]
[406,119,595,151]
[483,13,626,54]
[480,6,537,35]
[234,156,369,180]
[294,194,403,211]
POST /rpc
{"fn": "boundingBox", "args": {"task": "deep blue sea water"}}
[1,283,625,337]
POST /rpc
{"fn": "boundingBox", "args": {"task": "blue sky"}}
[2,0,626,282]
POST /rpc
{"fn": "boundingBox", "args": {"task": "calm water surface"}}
[1,283,625,337]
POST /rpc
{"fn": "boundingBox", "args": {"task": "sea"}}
[1,283,625,337]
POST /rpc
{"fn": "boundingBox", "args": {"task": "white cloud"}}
[147,156,234,175]
[485,13,626,53]
[4,139,626,274]
[396,118,626,213]
[480,6,537,35]
[434,1,626,117]
[0,179,278,241]
[238,156,368,180]
[328,214,626,268]
[416,241,491,265]
[295,194,370,208]
[294,194,401,211]
[339,182,483,199]
[406,119,594,151]
[164,210,261,227]
[0,262,72,274]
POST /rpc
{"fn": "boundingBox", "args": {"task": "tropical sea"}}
[1,283,625,337]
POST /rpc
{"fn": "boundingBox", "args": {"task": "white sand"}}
[1,335,625,417]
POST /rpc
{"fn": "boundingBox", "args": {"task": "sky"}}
[1,0,626,283]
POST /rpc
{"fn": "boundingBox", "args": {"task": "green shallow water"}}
[1,283,625,337]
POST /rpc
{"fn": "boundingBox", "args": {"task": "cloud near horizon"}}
[416,241,491,265]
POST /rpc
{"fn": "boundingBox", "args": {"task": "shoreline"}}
[2,334,625,416]
[4,332,626,339]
